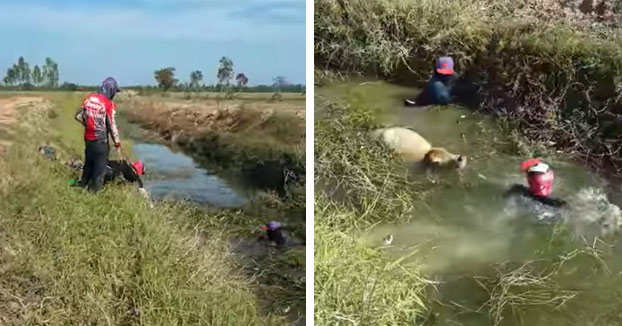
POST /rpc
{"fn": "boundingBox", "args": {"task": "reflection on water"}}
[132,142,253,207]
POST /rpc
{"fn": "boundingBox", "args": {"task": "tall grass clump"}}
[314,97,432,324]
[315,0,622,171]
[315,197,429,325]
[0,95,288,325]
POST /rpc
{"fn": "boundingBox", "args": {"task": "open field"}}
[0,91,304,325]
[129,91,306,101]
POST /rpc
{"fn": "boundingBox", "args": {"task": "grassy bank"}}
[314,97,432,324]
[0,92,300,325]
[315,0,622,172]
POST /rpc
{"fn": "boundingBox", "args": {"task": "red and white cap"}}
[527,162,550,174]
[521,158,550,173]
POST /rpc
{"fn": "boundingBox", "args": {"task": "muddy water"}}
[132,143,254,206]
[318,80,622,326]
[117,116,256,207]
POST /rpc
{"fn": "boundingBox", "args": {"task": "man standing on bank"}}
[74,77,124,192]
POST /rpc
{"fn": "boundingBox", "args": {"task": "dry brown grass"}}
[0,96,53,151]
[119,95,305,141]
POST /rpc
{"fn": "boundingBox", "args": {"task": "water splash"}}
[562,187,622,238]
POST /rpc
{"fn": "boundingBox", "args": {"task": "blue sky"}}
[0,0,305,86]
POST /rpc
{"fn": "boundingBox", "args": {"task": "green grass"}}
[0,92,297,325]
[314,98,433,325]
[314,196,429,325]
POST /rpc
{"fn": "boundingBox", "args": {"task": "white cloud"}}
[0,2,304,43]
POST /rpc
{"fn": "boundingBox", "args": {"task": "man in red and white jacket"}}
[74,77,125,192]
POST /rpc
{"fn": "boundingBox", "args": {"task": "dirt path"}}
[0,96,52,152]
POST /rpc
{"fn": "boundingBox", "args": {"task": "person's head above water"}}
[261,221,286,246]
[262,221,282,231]
[100,77,122,100]
[436,56,454,75]
[521,158,555,198]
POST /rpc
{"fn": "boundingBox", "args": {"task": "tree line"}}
[2,57,59,87]
[153,56,298,95]
[1,56,303,94]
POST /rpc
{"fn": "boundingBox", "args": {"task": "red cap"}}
[521,158,541,172]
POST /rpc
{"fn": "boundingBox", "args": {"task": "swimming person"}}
[404,56,457,107]
[504,158,568,208]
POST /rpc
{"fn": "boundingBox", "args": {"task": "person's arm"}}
[503,184,529,198]
[74,107,86,126]
[105,102,123,158]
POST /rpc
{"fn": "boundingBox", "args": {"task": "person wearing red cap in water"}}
[261,221,287,247]
[405,56,458,107]
[504,158,568,208]
[258,221,306,248]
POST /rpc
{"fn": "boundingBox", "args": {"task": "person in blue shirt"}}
[405,56,457,107]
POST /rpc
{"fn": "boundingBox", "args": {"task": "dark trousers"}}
[414,81,452,106]
[80,140,109,192]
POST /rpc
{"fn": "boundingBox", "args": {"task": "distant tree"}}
[189,70,203,89]
[235,73,248,90]
[216,56,234,92]
[32,65,42,86]
[154,67,177,91]
[43,57,59,87]
[17,57,31,84]
[272,76,289,101]
[3,67,17,85]
[60,82,78,91]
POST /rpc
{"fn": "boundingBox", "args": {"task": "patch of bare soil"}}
[0,97,52,152]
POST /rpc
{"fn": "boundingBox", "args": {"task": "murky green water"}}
[318,80,622,326]
[117,115,256,207]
